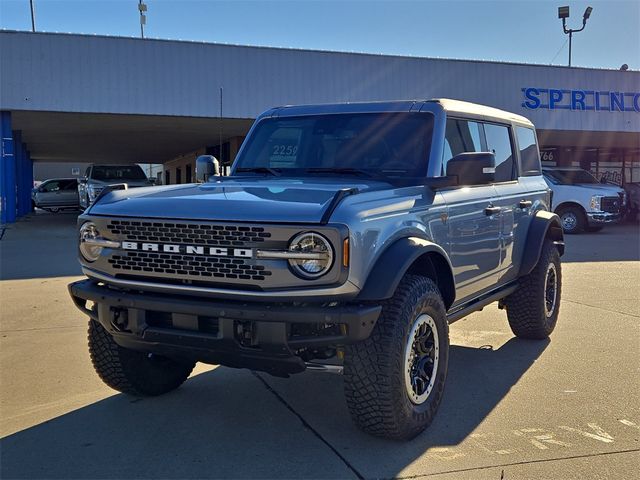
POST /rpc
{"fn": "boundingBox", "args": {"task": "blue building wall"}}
[0,111,33,224]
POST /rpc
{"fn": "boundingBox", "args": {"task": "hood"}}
[88,177,390,223]
[574,184,624,194]
[90,179,153,188]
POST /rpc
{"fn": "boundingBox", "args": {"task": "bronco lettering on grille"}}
[121,242,253,258]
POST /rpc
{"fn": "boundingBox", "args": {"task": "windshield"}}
[91,165,148,181]
[233,113,434,177]
[544,169,599,185]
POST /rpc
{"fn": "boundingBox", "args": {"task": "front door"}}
[440,118,502,305]
[441,185,502,304]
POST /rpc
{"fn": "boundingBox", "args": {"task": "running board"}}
[305,363,344,374]
[446,283,518,324]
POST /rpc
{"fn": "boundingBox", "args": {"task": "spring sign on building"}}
[522,88,640,112]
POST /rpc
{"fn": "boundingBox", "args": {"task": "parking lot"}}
[1,212,638,479]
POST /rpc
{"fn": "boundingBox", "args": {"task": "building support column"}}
[24,145,33,213]
[1,111,16,224]
[14,130,26,217]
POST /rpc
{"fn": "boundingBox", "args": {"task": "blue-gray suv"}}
[69,99,565,440]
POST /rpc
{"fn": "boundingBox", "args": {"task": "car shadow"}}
[0,337,548,479]
[561,224,639,263]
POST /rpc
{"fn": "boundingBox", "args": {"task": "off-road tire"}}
[557,205,585,234]
[504,240,561,339]
[88,320,195,396]
[344,275,449,440]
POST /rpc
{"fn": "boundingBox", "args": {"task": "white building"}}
[1,30,638,222]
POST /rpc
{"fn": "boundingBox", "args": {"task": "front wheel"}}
[344,275,449,440]
[88,320,195,396]
[504,240,561,339]
[557,206,585,234]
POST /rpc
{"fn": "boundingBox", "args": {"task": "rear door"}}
[483,123,526,285]
[439,118,501,305]
[58,179,79,206]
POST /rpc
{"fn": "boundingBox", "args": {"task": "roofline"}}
[267,98,534,126]
[1,29,636,74]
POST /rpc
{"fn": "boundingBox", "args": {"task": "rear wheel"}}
[344,275,449,440]
[504,240,561,339]
[557,206,585,234]
[88,320,195,396]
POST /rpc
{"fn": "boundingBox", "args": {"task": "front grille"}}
[108,251,271,281]
[106,220,271,246]
[105,220,274,282]
[600,196,621,213]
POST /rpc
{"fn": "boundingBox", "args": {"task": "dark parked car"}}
[31,178,80,212]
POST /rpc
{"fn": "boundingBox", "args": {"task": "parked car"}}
[31,178,79,212]
[78,164,153,209]
[69,99,564,440]
[543,167,626,233]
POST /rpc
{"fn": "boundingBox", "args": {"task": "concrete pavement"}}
[1,212,639,479]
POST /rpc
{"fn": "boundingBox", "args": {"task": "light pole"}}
[29,0,36,32]
[558,5,593,67]
[138,1,147,39]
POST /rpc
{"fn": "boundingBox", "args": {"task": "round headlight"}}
[288,232,334,279]
[79,222,102,262]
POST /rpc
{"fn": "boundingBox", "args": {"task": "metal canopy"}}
[10,111,253,164]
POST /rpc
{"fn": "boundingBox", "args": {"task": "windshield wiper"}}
[305,167,381,179]
[236,167,282,176]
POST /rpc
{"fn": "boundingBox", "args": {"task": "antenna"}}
[219,86,223,167]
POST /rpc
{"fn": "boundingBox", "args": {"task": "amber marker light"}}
[343,238,350,267]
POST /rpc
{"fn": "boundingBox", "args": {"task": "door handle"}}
[485,205,501,216]
[519,200,532,208]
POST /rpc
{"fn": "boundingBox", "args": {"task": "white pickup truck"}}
[543,167,626,234]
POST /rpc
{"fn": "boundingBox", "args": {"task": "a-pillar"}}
[1,111,16,224]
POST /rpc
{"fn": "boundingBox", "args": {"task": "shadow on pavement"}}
[0,337,548,479]
[562,224,639,263]
[0,212,81,280]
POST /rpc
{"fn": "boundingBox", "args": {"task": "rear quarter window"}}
[484,123,516,182]
[516,127,541,176]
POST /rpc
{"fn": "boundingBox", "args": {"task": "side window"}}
[516,127,541,176]
[41,181,61,192]
[484,123,515,182]
[442,119,483,174]
[61,180,77,190]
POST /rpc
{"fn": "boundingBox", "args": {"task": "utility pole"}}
[558,6,593,67]
[138,1,147,39]
[29,0,36,32]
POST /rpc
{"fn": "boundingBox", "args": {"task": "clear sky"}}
[1,0,638,70]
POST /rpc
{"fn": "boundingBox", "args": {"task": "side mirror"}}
[79,177,87,184]
[196,155,220,183]
[446,152,496,186]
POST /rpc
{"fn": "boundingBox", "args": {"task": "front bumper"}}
[68,279,380,376]
[586,212,621,225]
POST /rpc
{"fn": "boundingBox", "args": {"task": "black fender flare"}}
[357,237,456,308]
[520,210,565,276]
